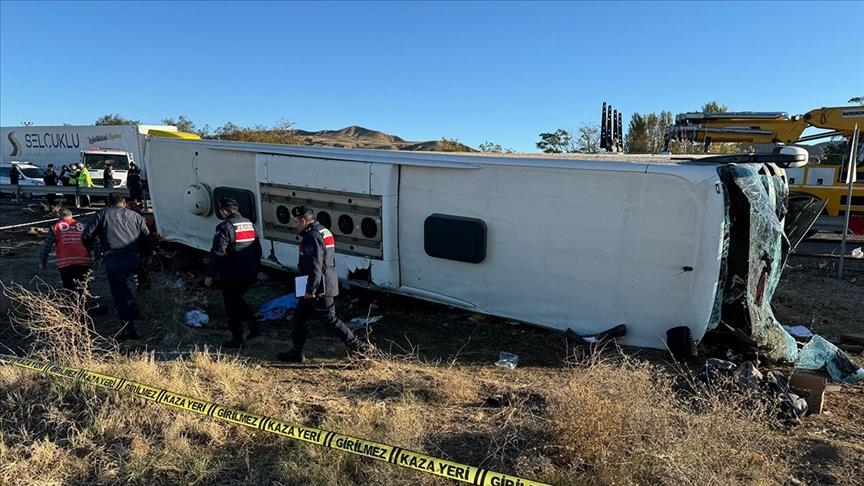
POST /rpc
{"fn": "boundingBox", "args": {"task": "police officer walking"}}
[204,197,262,348]
[277,205,374,363]
[82,192,152,340]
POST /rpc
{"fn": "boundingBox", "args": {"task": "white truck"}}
[0,124,179,187]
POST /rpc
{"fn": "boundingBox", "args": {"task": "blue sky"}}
[1,1,861,152]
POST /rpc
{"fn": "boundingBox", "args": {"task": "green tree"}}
[213,119,302,145]
[701,101,728,113]
[849,96,864,106]
[95,113,140,125]
[536,129,572,153]
[479,141,514,153]
[625,114,650,153]
[161,115,209,136]
[574,124,600,153]
[440,137,472,152]
[479,141,502,153]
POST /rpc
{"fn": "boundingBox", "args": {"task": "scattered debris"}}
[699,359,808,419]
[494,351,519,369]
[566,324,627,345]
[484,391,517,407]
[839,344,864,354]
[185,309,209,328]
[782,325,814,339]
[841,334,864,346]
[796,335,864,384]
[257,294,299,321]
[788,372,827,414]
[165,278,185,289]
[347,315,383,331]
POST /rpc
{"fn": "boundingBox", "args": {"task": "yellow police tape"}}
[0,354,549,486]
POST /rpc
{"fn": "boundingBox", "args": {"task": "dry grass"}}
[1,276,114,366]
[0,284,799,485]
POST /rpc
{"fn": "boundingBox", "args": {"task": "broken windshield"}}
[718,163,798,362]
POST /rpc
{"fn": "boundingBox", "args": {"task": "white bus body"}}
[144,138,804,360]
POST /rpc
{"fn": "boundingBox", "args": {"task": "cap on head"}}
[291,205,314,218]
[217,197,239,211]
[77,163,84,168]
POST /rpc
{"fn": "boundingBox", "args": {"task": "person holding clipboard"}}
[277,205,374,363]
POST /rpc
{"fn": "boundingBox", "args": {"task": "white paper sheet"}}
[295,275,308,296]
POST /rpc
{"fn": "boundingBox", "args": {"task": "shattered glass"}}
[708,184,730,331]
[725,164,798,361]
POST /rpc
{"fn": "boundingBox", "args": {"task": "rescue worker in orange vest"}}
[204,197,263,348]
[277,205,375,363]
[39,208,93,292]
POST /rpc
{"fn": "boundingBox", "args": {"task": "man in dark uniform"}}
[82,192,152,340]
[277,205,374,363]
[204,197,262,348]
[43,164,59,205]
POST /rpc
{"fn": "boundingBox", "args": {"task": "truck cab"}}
[82,148,134,187]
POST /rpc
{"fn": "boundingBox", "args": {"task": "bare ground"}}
[1,198,863,485]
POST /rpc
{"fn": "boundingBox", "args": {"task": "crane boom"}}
[666,105,864,150]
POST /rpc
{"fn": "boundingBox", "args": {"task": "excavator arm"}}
[665,106,864,152]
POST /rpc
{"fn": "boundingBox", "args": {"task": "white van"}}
[0,162,46,199]
[0,162,46,186]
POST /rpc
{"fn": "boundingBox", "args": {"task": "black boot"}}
[277,348,305,363]
[348,340,376,358]
[246,322,262,341]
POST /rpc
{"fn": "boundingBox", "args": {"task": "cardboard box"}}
[789,372,828,415]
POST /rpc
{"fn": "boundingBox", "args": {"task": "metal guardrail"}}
[0,184,148,211]
[0,184,135,197]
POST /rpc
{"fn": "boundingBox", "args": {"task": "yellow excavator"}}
[666,106,863,223]
[665,105,864,150]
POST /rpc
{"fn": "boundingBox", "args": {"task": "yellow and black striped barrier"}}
[0,354,550,486]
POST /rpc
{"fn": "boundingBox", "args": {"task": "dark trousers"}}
[58,265,89,293]
[222,283,257,341]
[104,251,140,324]
[291,296,358,351]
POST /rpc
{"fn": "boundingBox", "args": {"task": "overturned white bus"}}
[142,139,814,361]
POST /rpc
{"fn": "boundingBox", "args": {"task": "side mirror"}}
[772,145,809,168]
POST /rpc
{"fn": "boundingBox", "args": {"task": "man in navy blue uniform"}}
[205,197,262,348]
[277,205,374,363]
[82,192,152,340]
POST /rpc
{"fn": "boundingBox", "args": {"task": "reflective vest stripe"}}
[320,228,335,248]
[233,222,256,243]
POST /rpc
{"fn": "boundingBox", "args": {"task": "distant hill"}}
[290,125,474,152]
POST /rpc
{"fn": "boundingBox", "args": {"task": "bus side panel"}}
[397,164,725,349]
[147,140,259,250]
